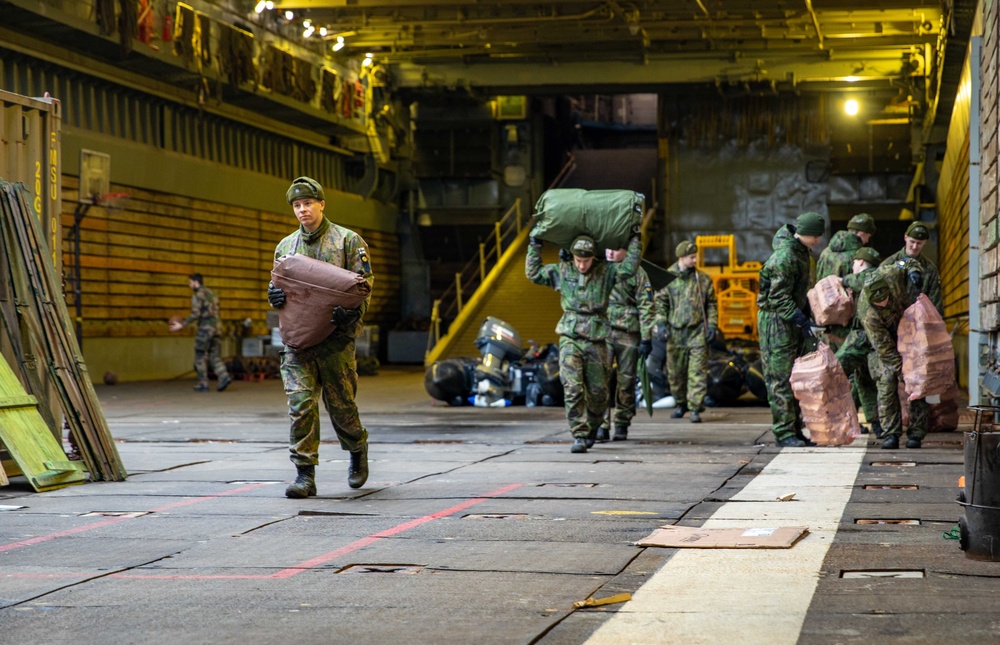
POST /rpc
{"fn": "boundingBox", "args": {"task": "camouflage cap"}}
[675,240,697,258]
[853,246,882,266]
[286,176,325,204]
[847,213,876,234]
[866,274,891,304]
[570,235,596,258]
[794,211,826,237]
[905,221,930,240]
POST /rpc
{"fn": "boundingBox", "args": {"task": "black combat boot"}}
[671,406,688,419]
[690,410,702,423]
[585,427,597,449]
[570,437,588,453]
[881,434,900,449]
[776,435,806,448]
[595,426,610,443]
[870,421,884,439]
[348,444,369,489]
[612,426,628,441]
[286,465,316,498]
[905,436,922,449]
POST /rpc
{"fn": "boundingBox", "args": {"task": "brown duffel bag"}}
[271,254,371,349]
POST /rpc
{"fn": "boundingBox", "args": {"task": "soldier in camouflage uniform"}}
[169,273,232,393]
[654,240,718,423]
[859,257,929,449]
[267,177,374,497]
[757,212,826,447]
[881,221,943,316]
[815,213,876,351]
[526,229,641,453]
[597,247,655,442]
[834,246,883,437]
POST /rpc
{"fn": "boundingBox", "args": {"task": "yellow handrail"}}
[428,198,526,346]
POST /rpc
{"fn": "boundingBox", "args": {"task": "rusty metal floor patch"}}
[870,461,917,467]
[338,564,424,575]
[840,569,925,578]
[863,484,919,490]
[855,518,921,525]
[536,483,597,488]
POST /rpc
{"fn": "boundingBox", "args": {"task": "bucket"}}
[958,406,1000,560]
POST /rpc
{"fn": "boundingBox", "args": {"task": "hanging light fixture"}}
[845,99,859,116]
[253,0,266,14]
[333,36,346,52]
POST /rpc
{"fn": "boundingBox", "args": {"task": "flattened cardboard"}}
[635,525,809,549]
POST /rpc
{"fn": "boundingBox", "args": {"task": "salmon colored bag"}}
[807,275,854,326]
[790,343,861,446]
[897,293,955,401]
[271,254,370,349]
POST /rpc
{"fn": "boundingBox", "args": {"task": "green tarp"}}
[531,189,644,253]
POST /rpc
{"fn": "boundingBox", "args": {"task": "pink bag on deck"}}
[790,343,861,446]
[807,275,854,327]
[897,293,955,401]
[270,254,370,350]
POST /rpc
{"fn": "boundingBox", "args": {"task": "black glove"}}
[529,236,542,247]
[638,339,652,359]
[331,306,361,329]
[790,309,815,338]
[267,282,286,309]
[706,326,717,343]
[656,325,669,343]
[907,268,923,288]
[559,248,572,262]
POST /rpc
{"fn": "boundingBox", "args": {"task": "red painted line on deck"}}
[0,483,272,554]
[112,482,525,580]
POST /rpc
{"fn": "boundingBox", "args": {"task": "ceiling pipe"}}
[804,0,825,49]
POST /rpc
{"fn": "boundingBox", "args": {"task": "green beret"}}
[905,221,929,240]
[847,213,876,234]
[286,176,325,204]
[795,211,826,237]
[853,247,881,266]
[675,240,697,258]
[570,235,596,258]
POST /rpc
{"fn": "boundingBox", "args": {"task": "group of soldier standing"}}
[527,210,943,453]
[526,227,719,453]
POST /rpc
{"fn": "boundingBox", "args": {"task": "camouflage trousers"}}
[868,353,930,440]
[757,310,805,441]
[605,328,640,429]
[194,330,229,388]
[559,336,610,439]
[666,325,708,411]
[835,329,879,424]
[280,333,368,466]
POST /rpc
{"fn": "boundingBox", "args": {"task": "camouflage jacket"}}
[757,224,813,320]
[842,266,876,331]
[274,217,374,339]
[183,285,221,335]
[816,230,862,281]
[653,264,718,331]
[858,261,919,372]
[881,248,943,316]
[607,266,655,339]
[525,235,640,342]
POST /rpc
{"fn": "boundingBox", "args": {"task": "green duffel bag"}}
[531,188,644,253]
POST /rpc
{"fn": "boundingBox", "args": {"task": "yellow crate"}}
[717,286,758,341]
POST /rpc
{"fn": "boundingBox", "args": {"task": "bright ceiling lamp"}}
[333,36,346,51]
[845,99,859,116]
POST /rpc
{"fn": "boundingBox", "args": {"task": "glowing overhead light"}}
[333,36,345,51]
[845,99,859,116]
[303,19,311,28]
[253,0,266,13]
[845,75,859,82]
[319,27,327,36]
[303,25,315,38]
[362,54,373,67]
[284,10,293,19]
[265,1,273,9]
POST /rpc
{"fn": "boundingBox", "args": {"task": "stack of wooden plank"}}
[0,180,125,486]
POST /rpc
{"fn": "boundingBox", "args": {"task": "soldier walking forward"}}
[526,229,641,453]
[267,177,374,497]
[169,273,232,393]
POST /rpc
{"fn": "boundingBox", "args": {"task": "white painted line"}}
[586,446,866,645]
